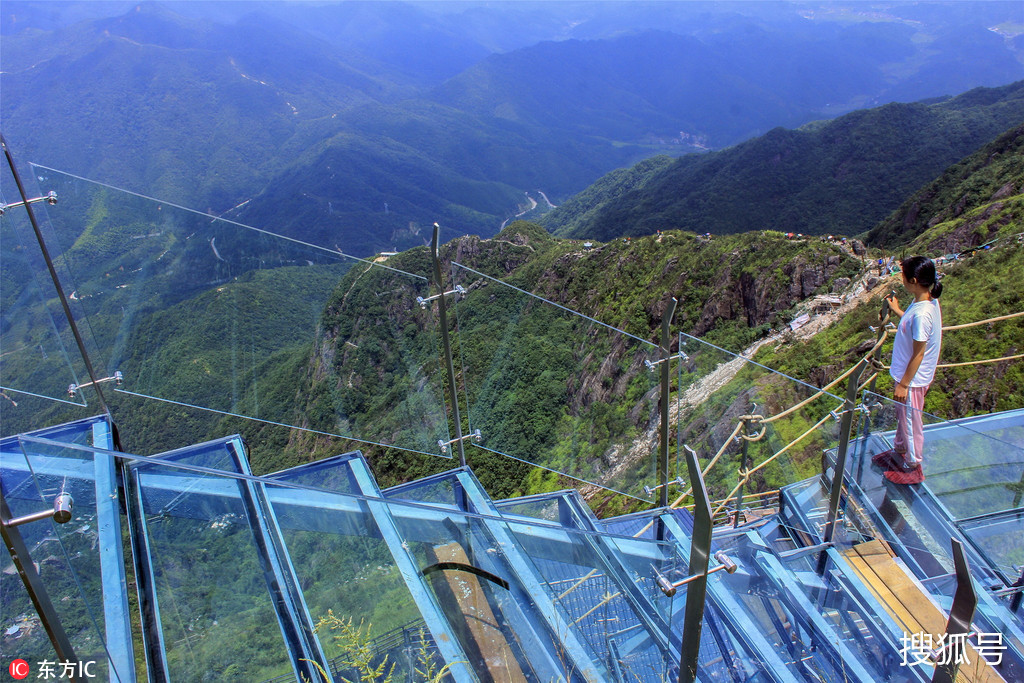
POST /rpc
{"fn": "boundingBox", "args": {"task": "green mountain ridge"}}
[543,81,1024,242]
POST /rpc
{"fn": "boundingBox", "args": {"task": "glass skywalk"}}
[2,165,1022,683]
[4,409,1022,681]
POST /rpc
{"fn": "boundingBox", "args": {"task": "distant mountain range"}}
[2,1,1023,256]
[543,81,1024,241]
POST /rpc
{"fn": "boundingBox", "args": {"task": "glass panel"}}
[262,481,450,681]
[852,393,1024,520]
[674,331,846,525]
[706,527,911,682]
[0,198,87,425]
[2,435,129,682]
[129,455,297,680]
[844,393,1024,576]
[452,263,660,499]
[959,513,1024,584]
[25,166,450,458]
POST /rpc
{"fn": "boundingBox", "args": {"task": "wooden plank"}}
[842,540,1005,683]
[426,542,527,683]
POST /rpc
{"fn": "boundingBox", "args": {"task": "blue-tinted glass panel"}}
[263,482,450,680]
[2,435,131,682]
[452,263,659,499]
[676,332,845,522]
[856,393,1024,520]
[129,460,295,680]
[959,513,1024,584]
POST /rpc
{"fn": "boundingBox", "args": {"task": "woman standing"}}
[874,256,944,484]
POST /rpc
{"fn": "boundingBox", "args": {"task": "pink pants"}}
[894,385,929,464]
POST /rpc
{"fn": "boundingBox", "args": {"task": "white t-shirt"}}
[890,299,942,387]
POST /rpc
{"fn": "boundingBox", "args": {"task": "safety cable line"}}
[875,352,1024,371]
[712,412,834,519]
[761,333,887,425]
[28,163,427,281]
[936,353,1024,368]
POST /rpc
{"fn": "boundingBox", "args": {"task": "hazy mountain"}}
[3,1,1023,258]
[543,82,1024,241]
[0,4,413,208]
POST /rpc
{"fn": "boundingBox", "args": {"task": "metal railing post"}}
[679,445,712,683]
[818,359,866,572]
[659,297,678,509]
[1,493,81,681]
[932,540,977,683]
[2,134,110,416]
[430,224,467,467]
[733,418,751,528]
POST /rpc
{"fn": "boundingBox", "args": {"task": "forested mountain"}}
[867,123,1024,248]
[3,2,1023,257]
[2,115,1021,514]
[543,82,1024,241]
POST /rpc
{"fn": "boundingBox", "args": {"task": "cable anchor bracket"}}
[439,428,482,454]
[416,285,466,309]
[68,371,122,398]
[0,191,57,215]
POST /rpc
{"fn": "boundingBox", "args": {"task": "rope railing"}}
[942,310,1024,331]
[936,352,1024,368]
[760,331,888,425]
[711,412,834,519]
[559,306,1021,607]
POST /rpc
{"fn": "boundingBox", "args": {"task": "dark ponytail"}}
[901,255,943,299]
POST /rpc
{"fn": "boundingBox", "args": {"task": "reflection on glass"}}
[674,332,845,521]
[847,393,1024,582]
[22,166,450,457]
[452,263,660,499]
[0,206,85,414]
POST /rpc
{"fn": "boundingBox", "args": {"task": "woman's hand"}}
[885,294,903,317]
[894,381,908,401]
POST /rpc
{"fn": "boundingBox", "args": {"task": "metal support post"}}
[0,493,81,681]
[933,540,977,683]
[679,444,712,683]
[658,297,678,509]
[856,296,894,481]
[430,223,467,466]
[818,358,866,574]
[866,295,893,398]
[733,417,751,528]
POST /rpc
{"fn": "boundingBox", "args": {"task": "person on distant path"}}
[872,256,943,484]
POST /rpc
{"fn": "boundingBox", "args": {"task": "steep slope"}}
[543,81,1024,241]
[867,123,1024,248]
[757,153,1024,419]
[278,223,860,497]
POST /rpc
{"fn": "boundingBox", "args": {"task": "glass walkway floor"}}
[2,409,1022,682]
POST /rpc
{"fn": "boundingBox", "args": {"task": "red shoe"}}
[884,462,924,485]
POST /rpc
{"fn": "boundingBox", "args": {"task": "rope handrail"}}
[711,412,833,519]
[875,351,1023,372]
[943,310,1024,331]
[761,332,886,425]
[936,352,1024,368]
